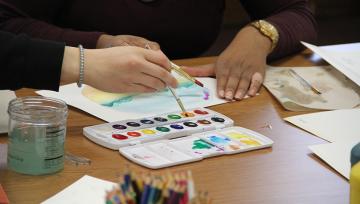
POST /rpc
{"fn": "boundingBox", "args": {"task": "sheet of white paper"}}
[0,90,16,133]
[284,109,360,180]
[41,175,116,204]
[37,77,228,122]
[284,109,360,143]
[309,139,359,179]
[302,42,360,86]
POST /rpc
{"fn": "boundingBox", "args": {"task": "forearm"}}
[60,47,79,85]
[240,0,317,60]
[229,26,272,57]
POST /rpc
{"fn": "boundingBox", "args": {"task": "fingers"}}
[224,75,240,100]
[216,67,230,98]
[121,35,160,50]
[234,74,251,100]
[142,49,171,71]
[139,58,178,89]
[217,67,263,100]
[144,41,160,50]
[123,83,157,93]
[105,35,161,50]
[133,73,167,91]
[182,64,216,77]
[93,81,156,94]
[248,72,263,96]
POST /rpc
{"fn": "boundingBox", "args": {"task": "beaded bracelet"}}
[77,44,85,88]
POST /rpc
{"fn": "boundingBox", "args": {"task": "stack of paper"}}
[283,42,360,179]
[285,109,360,179]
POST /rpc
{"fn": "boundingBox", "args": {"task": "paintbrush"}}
[144,44,203,87]
[170,62,204,87]
[144,44,188,115]
[289,69,322,95]
[168,87,187,114]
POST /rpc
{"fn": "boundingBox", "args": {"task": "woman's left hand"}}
[183,26,272,100]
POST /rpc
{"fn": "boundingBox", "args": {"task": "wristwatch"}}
[250,20,279,52]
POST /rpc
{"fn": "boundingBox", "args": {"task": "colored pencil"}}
[106,169,212,204]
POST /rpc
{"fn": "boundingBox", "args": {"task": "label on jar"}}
[7,124,66,175]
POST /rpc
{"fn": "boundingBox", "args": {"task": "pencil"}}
[170,62,204,87]
[168,87,187,114]
[289,69,322,95]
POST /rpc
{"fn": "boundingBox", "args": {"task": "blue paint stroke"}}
[209,135,230,144]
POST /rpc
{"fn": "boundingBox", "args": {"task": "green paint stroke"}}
[103,95,133,107]
[192,139,212,150]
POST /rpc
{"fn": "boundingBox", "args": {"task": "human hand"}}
[60,46,177,93]
[183,26,271,100]
[96,34,160,50]
[86,46,177,93]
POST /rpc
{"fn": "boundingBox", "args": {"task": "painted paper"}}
[37,75,227,122]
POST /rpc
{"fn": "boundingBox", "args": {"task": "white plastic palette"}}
[83,108,233,150]
[83,108,274,169]
[119,127,273,169]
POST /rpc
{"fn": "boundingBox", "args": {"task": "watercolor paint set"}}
[83,108,233,150]
[83,108,273,169]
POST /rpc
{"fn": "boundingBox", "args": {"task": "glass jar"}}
[7,96,68,175]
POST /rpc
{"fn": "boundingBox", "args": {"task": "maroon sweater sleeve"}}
[0,0,103,48]
[240,0,317,60]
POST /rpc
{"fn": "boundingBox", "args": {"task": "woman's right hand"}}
[61,46,177,93]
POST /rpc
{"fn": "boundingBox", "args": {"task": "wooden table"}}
[0,51,349,204]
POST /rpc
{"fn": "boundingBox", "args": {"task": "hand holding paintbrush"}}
[169,62,204,88]
[144,44,204,116]
[145,44,204,88]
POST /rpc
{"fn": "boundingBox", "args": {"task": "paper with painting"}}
[285,109,360,179]
[264,66,360,111]
[37,73,227,122]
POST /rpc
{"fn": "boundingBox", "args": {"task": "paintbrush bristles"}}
[289,69,321,95]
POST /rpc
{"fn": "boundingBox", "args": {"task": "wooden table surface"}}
[0,51,349,204]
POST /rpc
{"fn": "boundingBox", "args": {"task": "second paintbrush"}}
[170,62,204,87]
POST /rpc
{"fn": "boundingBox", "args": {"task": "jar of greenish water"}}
[7,96,68,175]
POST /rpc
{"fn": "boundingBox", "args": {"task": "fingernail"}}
[248,89,256,96]
[219,90,225,98]
[225,91,233,100]
[235,92,242,100]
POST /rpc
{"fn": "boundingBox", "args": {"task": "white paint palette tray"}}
[83,108,273,169]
